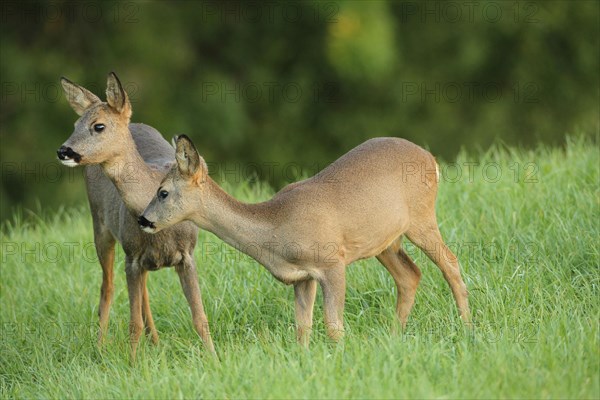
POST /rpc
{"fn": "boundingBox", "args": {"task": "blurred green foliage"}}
[1,0,598,221]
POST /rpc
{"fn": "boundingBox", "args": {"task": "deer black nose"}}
[56,146,81,162]
[138,215,155,229]
[56,146,69,160]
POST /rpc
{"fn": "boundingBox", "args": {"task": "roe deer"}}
[140,135,471,346]
[57,73,215,358]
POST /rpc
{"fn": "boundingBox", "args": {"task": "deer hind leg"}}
[407,220,471,324]
[94,228,116,347]
[125,258,144,362]
[176,255,216,355]
[140,270,159,345]
[376,236,422,331]
[319,265,346,342]
[294,278,317,347]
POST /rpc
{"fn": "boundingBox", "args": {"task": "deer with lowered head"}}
[139,135,471,346]
[56,73,215,358]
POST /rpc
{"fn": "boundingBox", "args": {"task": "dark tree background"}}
[1,0,598,222]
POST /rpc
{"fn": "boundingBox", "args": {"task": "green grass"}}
[1,137,598,399]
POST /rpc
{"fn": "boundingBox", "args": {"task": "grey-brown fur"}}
[141,135,471,346]
[58,73,215,359]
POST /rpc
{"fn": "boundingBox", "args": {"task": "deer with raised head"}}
[56,73,215,358]
[140,135,471,346]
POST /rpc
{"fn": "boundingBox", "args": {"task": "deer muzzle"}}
[138,215,157,233]
[56,146,82,166]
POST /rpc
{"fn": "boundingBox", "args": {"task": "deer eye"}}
[158,190,169,200]
[93,123,105,133]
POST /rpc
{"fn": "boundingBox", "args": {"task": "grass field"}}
[1,137,598,399]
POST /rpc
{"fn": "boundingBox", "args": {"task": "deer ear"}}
[175,135,207,183]
[106,72,132,118]
[61,77,100,116]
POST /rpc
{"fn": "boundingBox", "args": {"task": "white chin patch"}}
[60,158,79,167]
[141,226,156,234]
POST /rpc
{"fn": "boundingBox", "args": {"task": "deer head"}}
[57,72,132,166]
[139,135,208,233]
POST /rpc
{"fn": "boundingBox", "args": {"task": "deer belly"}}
[266,263,312,285]
[138,249,184,271]
[140,257,162,271]
[343,221,409,263]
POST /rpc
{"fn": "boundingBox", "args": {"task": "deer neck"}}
[101,131,160,216]
[200,179,277,262]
